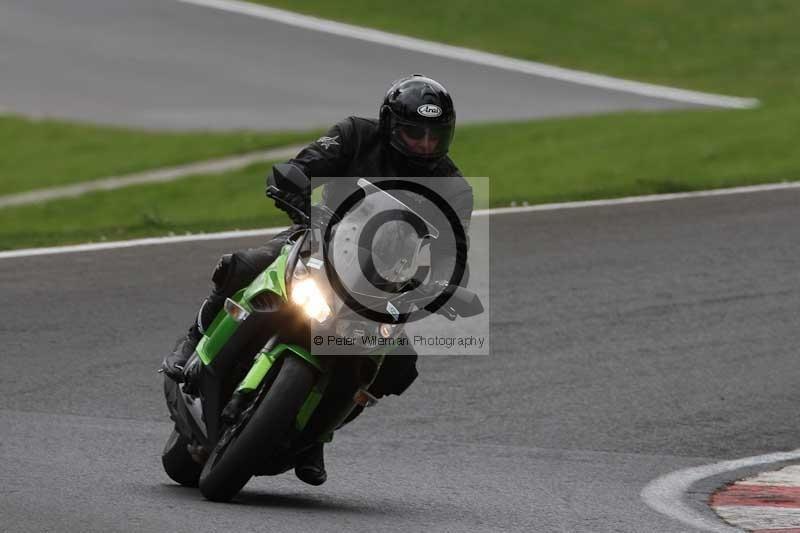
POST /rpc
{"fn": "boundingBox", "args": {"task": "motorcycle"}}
[161,164,483,502]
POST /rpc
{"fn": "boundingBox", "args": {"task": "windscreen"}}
[327,179,439,302]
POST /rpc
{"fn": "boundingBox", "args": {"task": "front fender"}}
[236,342,321,394]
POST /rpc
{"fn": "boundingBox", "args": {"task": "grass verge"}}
[5,102,800,250]
[244,1,800,197]
[454,106,800,206]
[3,2,799,249]
[0,114,317,196]
[252,0,799,101]
[0,163,284,250]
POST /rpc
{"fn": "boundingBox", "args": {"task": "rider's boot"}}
[161,323,202,382]
[295,442,327,486]
[161,299,217,382]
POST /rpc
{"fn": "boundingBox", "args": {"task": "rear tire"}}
[198,356,316,502]
[162,429,202,487]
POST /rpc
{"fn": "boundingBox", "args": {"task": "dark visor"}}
[392,122,453,158]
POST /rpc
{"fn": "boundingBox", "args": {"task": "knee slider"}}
[369,352,419,398]
[393,364,419,396]
[211,254,235,292]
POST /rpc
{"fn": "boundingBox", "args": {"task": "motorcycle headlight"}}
[291,278,331,323]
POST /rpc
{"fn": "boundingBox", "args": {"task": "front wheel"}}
[198,356,316,502]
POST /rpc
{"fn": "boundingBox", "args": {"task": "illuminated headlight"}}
[291,278,331,323]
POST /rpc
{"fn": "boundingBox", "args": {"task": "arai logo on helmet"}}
[417,104,442,118]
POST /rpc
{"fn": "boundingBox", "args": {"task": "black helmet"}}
[379,74,456,163]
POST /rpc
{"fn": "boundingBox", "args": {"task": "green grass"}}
[6,103,800,250]
[0,160,489,250]
[254,0,799,102]
[0,163,286,250]
[453,106,800,206]
[247,1,800,198]
[0,114,317,195]
[3,1,800,249]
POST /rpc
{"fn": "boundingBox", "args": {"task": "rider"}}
[161,74,473,486]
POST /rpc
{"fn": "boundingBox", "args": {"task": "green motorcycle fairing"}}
[196,245,291,366]
[193,239,390,441]
[192,243,329,431]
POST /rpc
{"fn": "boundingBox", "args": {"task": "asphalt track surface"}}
[2,189,799,532]
[0,0,696,130]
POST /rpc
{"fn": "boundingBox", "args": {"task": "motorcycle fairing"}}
[196,247,290,366]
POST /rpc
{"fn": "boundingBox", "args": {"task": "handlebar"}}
[267,186,341,230]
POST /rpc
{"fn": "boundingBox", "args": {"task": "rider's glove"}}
[413,280,458,321]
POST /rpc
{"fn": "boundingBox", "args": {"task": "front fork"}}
[230,338,384,441]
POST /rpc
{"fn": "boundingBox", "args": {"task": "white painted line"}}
[473,180,800,217]
[0,227,288,259]
[641,448,800,533]
[714,505,800,531]
[1,179,798,260]
[177,0,759,110]
[0,144,305,209]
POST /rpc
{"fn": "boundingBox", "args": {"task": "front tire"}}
[162,429,202,487]
[198,356,316,502]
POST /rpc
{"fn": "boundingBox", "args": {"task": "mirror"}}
[270,163,310,195]
[449,286,484,317]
